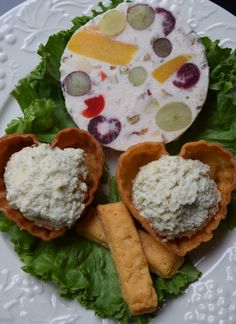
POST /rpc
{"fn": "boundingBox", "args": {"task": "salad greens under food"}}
[0,0,236,322]
[0,181,201,324]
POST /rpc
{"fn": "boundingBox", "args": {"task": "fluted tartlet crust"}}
[0,128,105,240]
[116,140,236,256]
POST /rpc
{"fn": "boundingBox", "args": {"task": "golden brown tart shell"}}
[0,128,105,240]
[116,140,236,256]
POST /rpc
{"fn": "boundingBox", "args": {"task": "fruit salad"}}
[60,2,209,151]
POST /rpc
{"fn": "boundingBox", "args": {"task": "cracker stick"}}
[77,208,107,247]
[138,230,184,278]
[76,208,184,278]
[97,202,157,315]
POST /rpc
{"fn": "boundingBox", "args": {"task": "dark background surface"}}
[0,0,235,16]
[211,0,236,15]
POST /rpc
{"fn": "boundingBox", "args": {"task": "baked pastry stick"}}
[97,202,157,315]
[76,208,184,278]
[138,230,184,278]
[77,208,107,248]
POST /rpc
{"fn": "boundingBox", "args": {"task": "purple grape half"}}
[156,8,176,36]
[173,63,200,89]
[153,38,172,57]
[63,71,91,96]
[88,115,121,145]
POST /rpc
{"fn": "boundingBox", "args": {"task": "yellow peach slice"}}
[67,28,138,65]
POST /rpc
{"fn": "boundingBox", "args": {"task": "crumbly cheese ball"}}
[132,156,220,239]
[4,144,88,230]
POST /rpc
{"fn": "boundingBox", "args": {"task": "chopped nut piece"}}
[138,128,148,135]
[143,53,151,61]
[161,89,172,97]
[119,65,129,74]
[131,128,149,137]
[127,114,140,125]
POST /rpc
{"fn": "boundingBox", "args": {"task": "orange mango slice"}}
[152,55,191,83]
[67,28,138,65]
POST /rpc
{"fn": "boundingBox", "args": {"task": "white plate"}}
[0,1,236,323]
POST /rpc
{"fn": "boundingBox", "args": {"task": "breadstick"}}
[138,230,184,278]
[76,208,184,278]
[77,208,107,247]
[97,202,157,315]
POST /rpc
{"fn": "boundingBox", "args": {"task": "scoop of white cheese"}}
[4,144,88,230]
[132,156,220,239]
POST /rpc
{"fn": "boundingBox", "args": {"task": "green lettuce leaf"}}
[198,38,236,151]
[0,174,201,323]
[6,0,125,141]
[0,211,200,323]
[6,98,59,143]
[108,176,121,203]
[0,212,129,321]
[153,261,201,302]
[101,163,111,184]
